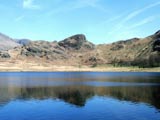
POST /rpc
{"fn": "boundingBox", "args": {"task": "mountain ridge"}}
[0,30,159,68]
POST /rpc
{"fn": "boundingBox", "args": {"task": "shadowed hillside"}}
[97,30,160,67]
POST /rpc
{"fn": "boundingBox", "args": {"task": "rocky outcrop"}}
[110,38,140,51]
[0,52,10,58]
[155,30,160,37]
[20,41,68,60]
[153,38,160,52]
[58,34,95,51]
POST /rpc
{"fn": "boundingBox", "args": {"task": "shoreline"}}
[0,60,159,72]
[0,65,159,72]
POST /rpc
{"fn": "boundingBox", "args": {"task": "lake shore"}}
[0,61,159,72]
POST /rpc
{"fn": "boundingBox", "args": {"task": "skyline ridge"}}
[0,29,160,44]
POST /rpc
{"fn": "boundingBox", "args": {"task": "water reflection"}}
[0,72,160,120]
[0,85,160,109]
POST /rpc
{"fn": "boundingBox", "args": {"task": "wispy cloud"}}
[74,0,107,12]
[47,0,107,16]
[15,15,25,22]
[95,13,127,28]
[123,1,160,22]
[106,15,159,42]
[129,16,157,29]
[107,1,160,38]
[23,0,40,9]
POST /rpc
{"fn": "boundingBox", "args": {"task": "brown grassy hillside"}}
[0,30,159,68]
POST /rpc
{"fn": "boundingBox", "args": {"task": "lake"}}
[0,72,160,120]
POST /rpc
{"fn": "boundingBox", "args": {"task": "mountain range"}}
[0,30,160,68]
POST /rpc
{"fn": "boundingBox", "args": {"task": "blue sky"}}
[0,0,160,44]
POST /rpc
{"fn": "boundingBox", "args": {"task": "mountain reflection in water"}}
[0,85,160,109]
[0,72,160,120]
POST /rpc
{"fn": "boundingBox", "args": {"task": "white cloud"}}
[23,0,40,9]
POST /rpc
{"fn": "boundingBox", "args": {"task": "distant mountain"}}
[15,39,31,46]
[0,33,20,51]
[0,31,159,68]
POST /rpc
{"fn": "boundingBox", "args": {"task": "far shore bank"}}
[0,63,159,72]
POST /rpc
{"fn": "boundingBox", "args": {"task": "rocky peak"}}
[67,34,87,42]
[154,30,160,38]
[155,30,160,35]
[58,34,95,50]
